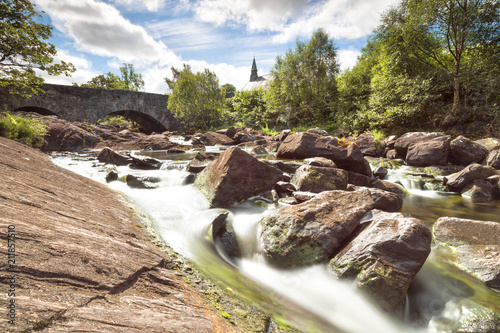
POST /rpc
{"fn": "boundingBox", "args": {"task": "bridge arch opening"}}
[99,110,167,135]
[14,106,59,117]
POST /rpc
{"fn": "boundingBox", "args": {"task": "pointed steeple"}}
[250,57,258,82]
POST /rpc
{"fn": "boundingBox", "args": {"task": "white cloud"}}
[37,50,99,86]
[34,0,175,64]
[111,0,164,12]
[337,48,362,72]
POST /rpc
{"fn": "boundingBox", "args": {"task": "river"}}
[52,143,500,333]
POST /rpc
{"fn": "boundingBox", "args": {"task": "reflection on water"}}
[53,151,500,333]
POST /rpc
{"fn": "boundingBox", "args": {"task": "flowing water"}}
[52,147,500,333]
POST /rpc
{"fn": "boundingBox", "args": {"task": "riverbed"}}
[52,145,500,333]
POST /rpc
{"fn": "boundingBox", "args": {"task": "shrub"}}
[98,115,139,128]
[0,112,48,147]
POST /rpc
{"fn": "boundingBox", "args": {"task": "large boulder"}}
[394,132,448,158]
[259,188,403,268]
[372,179,410,199]
[355,133,378,157]
[42,119,99,151]
[461,179,495,200]
[329,211,431,313]
[434,217,500,288]
[276,132,372,176]
[448,135,489,165]
[130,153,163,170]
[443,164,498,192]
[405,135,450,167]
[487,175,500,198]
[194,147,283,208]
[290,165,348,193]
[97,147,132,166]
[198,131,235,146]
[486,150,500,170]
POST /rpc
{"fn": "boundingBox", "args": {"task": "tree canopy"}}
[266,28,340,127]
[0,0,75,97]
[166,64,226,132]
[77,63,145,91]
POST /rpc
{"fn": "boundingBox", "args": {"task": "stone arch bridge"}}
[0,84,178,133]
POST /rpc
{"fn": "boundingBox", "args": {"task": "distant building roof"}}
[242,74,272,91]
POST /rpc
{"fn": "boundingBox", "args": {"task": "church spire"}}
[250,57,258,82]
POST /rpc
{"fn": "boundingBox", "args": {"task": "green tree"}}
[77,63,144,91]
[221,83,236,97]
[119,63,144,91]
[0,0,75,97]
[378,0,500,125]
[266,28,340,127]
[166,64,226,131]
[232,88,268,129]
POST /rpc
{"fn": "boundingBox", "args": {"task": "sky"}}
[32,0,400,94]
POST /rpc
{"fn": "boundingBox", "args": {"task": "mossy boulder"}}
[291,165,348,193]
[434,217,500,288]
[259,188,403,268]
[329,211,431,313]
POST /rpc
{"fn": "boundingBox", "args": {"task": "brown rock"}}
[97,147,132,166]
[0,137,239,333]
[474,137,500,152]
[43,118,98,151]
[276,132,372,176]
[259,188,403,268]
[187,152,219,173]
[486,150,500,170]
[347,171,375,187]
[405,135,450,167]
[394,132,448,157]
[194,147,283,208]
[199,131,235,145]
[307,157,337,168]
[461,179,495,200]
[434,217,500,288]
[355,133,378,157]
[443,163,498,192]
[449,135,489,165]
[330,211,431,313]
[372,179,410,199]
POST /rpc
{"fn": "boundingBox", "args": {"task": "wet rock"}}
[486,175,500,198]
[426,165,465,176]
[394,132,448,158]
[347,171,374,187]
[443,164,498,192]
[434,217,500,288]
[97,147,132,166]
[187,152,218,173]
[130,153,163,170]
[251,145,268,155]
[274,181,296,198]
[355,133,378,157]
[429,298,500,333]
[461,179,495,200]
[276,132,372,176]
[307,157,337,168]
[198,131,235,146]
[126,174,160,189]
[212,211,240,260]
[291,165,348,193]
[259,188,403,268]
[486,150,500,170]
[105,166,118,183]
[373,167,388,179]
[329,211,431,313]
[42,118,99,151]
[372,179,410,199]
[194,147,283,208]
[386,149,399,159]
[449,135,489,166]
[405,135,450,167]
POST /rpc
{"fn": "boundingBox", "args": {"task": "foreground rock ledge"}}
[0,137,238,332]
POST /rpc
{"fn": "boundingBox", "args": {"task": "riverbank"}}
[0,137,280,332]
